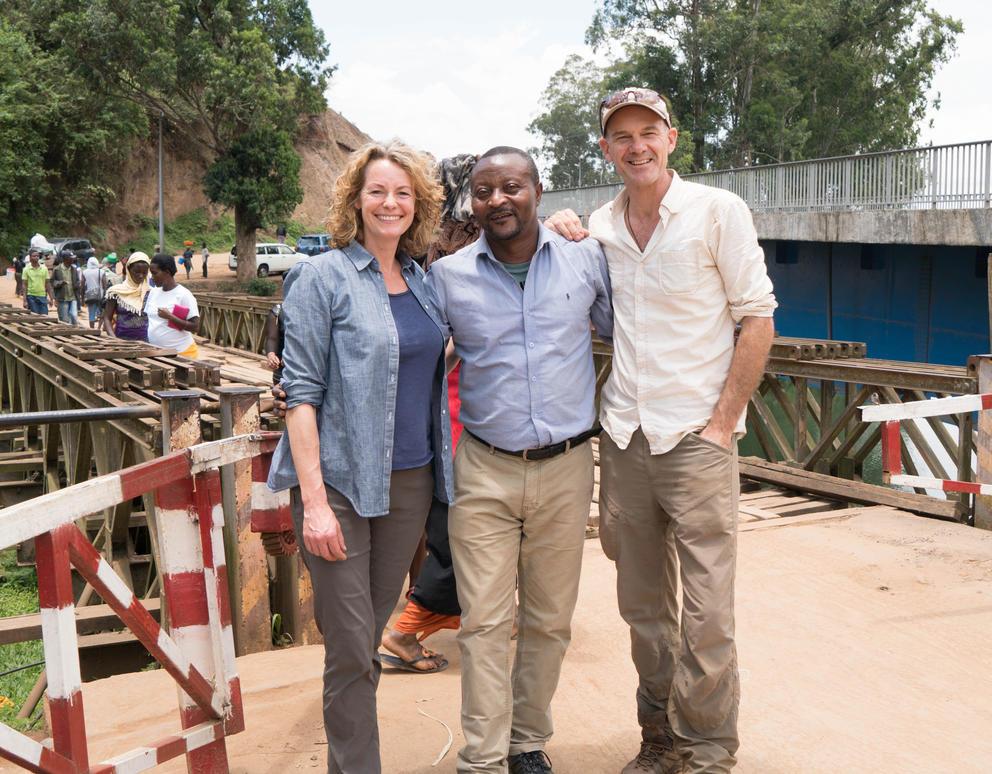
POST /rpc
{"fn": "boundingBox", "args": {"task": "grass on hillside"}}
[121,209,315,258]
[0,548,43,731]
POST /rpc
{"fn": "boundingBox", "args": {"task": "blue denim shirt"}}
[426,225,613,451]
[267,242,454,517]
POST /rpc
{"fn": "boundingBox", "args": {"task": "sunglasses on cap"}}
[599,88,671,134]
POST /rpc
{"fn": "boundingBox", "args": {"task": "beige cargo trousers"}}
[600,427,741,773]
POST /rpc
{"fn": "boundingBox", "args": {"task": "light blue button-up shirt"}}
[426,225,613,451]
[267,242,454,517]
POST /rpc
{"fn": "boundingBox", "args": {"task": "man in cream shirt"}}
[548,88,776,774]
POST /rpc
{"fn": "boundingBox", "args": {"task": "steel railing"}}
[539,139,992,216]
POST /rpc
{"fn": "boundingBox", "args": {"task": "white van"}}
[228,243,306,277]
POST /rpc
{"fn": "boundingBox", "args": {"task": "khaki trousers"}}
[449,434,594,773]
[290,464,434,774]
[599,428,740,773]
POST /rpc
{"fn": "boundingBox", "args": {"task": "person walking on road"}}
[52,249,82,326]
[181,246,194,280]
[13,252,25,297]
[82,256,108,329]
[547,88,776,774]
[201,241,209,278]
[103,252,151,340]
[22,250,54,315]
[147,254,201,359]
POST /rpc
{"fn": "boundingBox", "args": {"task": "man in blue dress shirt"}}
[427,147,613,774]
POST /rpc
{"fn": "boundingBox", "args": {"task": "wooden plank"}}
[0,599,161,645]
[738,456,959,519]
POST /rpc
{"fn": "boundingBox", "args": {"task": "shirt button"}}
[528,342,535,348]
[531,376,537,382]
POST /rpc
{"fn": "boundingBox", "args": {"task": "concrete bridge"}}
[539,140,992,366]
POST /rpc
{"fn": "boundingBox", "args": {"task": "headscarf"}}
[105,251,150,314]
[86,256,100,270]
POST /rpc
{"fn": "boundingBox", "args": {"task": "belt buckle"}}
[522,448,531,462]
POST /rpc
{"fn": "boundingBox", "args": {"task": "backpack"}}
[84,271,104,302]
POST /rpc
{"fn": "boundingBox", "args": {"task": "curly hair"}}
[327,141,443,256]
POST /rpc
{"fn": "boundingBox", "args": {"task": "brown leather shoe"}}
[620,741,684,774]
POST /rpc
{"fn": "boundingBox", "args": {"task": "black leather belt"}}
[466,426,600,461]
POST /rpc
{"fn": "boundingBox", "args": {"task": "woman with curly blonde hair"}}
[266,140,453,773]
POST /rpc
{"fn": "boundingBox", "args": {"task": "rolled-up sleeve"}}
[713,196,777,322]
[280,262,331,409]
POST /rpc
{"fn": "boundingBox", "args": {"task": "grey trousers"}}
[599,428,741,773]
[291,464,434,774]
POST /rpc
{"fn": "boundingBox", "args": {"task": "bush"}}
[244,277,277,296]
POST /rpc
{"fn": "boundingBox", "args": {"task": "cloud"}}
[919,0,991,146]
[326,25,589,159]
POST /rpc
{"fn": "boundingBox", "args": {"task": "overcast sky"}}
[311,0,988,163]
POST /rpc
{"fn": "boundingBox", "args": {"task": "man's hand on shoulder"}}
[544,209,589,242]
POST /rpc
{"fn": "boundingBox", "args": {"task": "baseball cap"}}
[599,87,671,135]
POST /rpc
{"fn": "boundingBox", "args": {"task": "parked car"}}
[49,237,96,265]
[295,233,331,256]
[228,242,306,277]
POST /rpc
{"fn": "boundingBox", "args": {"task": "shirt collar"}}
[612,169,687,221]
[342,240,416,273]
[473,223,556,263]
[660,170,687,214]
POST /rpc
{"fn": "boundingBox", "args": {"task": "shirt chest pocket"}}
[655,246,703,295]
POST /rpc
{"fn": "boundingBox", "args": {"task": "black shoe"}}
[508,750,553,774]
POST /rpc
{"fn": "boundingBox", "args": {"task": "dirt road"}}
[11,507,990,773]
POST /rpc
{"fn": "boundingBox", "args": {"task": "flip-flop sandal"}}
[379,652,449,674]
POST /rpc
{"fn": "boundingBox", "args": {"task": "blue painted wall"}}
[764,241,989,366]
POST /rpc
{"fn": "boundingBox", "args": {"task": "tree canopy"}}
[5,1,331,278]
[0,14,145,256]
[530,0,962,186]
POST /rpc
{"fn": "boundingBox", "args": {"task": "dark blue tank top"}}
[389,289,443,470]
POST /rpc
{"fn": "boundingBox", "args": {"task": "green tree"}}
[528,55,616,190]
[534,0,961,174]
[40,0,331,280]
[0,16,145,256]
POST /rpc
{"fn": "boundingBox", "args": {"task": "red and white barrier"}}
[250,451,297,556]
[0,432,280,774]
[861,394,988,495]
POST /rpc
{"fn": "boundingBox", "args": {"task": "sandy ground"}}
[6,507,991,773]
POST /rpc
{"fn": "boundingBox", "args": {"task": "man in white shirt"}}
[547,88,776,773]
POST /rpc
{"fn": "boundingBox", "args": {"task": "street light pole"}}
[157,112,165,253]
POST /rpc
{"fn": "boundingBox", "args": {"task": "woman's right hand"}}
[265,352,282,370]
[302,500,347,561]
